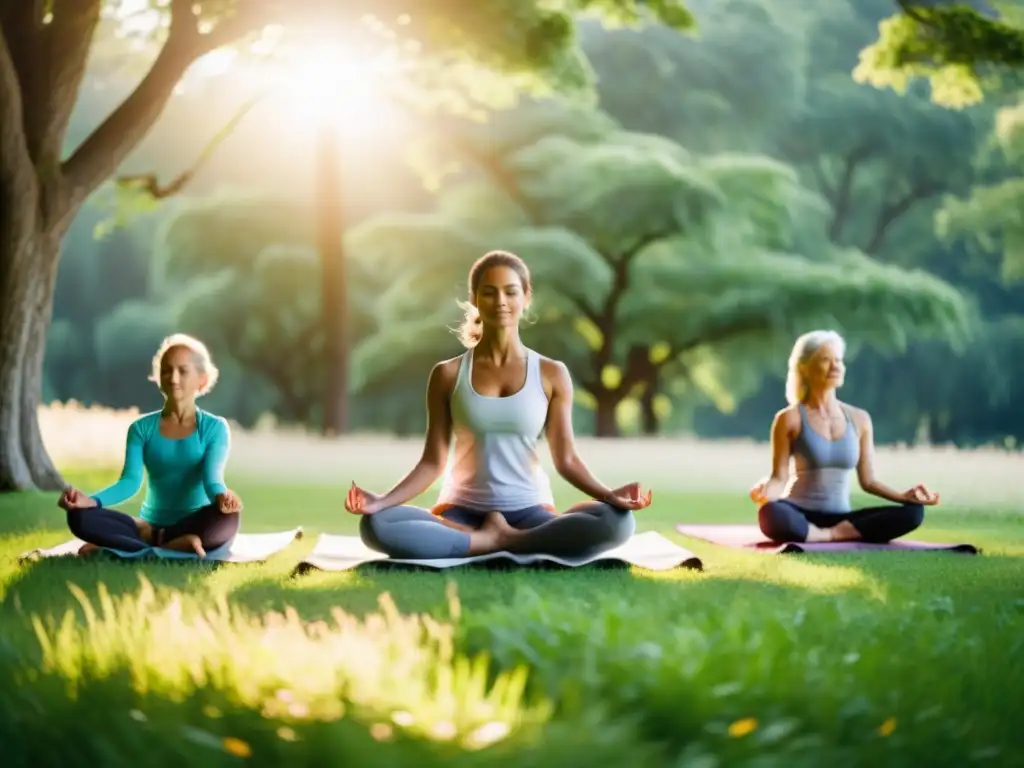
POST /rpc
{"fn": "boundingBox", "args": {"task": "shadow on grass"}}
[3,539,1019,631]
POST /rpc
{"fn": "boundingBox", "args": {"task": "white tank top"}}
[436,347,554,511]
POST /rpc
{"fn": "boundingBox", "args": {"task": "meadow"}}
[1,404,1022,766]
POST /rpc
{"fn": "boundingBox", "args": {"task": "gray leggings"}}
[360,501,636,559]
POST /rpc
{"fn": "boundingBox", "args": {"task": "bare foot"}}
[161,534,207,558]
[78,543,100,557]
[466,512,516,555]
[826,521,861,542]
[186,535,206,558]
[805,521,860,543]
[133,519,154,544]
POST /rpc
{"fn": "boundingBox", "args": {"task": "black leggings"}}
[66,504,240,553]
[758,500,925,544]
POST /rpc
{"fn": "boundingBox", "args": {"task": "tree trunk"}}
[593,390,622,438]
[0,229,36,491]
[317,120,349,437]
[0,222,64,491]
[21,241,65,490]
[639,381,660,436]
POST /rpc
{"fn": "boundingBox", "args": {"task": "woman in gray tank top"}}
[342,250,652,560]
[748,330,940,543]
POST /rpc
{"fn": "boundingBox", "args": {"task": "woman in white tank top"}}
[343,250,652,560]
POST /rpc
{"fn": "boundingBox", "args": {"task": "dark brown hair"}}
[456,250,532,348]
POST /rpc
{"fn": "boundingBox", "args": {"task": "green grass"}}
[1,466,1023,767]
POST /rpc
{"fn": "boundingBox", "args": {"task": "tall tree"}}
[0,0,697,491]
[347,101,971,436]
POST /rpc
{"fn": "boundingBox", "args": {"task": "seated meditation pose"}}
[58,333,243,558]
[749,330,939,544]
[345,250,653,559]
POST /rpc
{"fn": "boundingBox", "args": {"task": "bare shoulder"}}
[773,404,801,432]
[841,402,872,432]
[539,355,570,380]
[429,356,463,394]
[538,355,572,397]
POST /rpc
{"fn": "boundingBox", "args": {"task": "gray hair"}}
[785,330,846,405]
[149,333,220,397]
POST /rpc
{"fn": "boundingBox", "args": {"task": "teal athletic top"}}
[90,409,231,526]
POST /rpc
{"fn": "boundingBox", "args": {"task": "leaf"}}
[853,3,1022,109]
[935,177,1024,284]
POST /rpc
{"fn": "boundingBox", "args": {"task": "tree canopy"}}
[346,99,972,435]
[0,0,702,490]
[855,1,1024,108]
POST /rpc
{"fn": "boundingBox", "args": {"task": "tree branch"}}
[614,228,674,265]
[865,175,943,253]
[810,159,836,202]
[670,314,774,360]
[60,0,278,222]
[827,142,875,243]
[896,1,932,26]
[24,2,103,174]
[115,90,266,199]
[428,115,548,221]
[0,2,43,141]
[0,18,31,194]
[564,290,600,326]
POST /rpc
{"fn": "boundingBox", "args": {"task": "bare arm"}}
[376,360,456,509]
[759,409,796,502]
[544,360,616,502]
[855,410,910,503]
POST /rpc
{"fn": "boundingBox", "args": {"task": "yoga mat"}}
[293,530,703,574]
[18,528,304,564]
[675,524,979,555]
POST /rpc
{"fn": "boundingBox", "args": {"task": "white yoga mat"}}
[18,528,303,564]
[294,530,702,574]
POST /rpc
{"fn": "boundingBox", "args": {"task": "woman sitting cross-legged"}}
[58,333,243,558]
[345,250,653,559]
[749,330,939,544]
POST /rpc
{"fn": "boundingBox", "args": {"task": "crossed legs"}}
[758,499,925,544]
[360,500,636,560]
[67,504,240,557]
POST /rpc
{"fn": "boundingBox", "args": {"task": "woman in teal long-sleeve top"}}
[58,334,244,557]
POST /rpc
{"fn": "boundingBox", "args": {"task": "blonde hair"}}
[785,330,846,405]
[149,333,220,397]
[456,300,484,348]
[455,250,532,349]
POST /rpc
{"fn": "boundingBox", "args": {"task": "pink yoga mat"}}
[675,525,979,555]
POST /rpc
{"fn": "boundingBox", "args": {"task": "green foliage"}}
[935,97,1024,283]
[349,99,972,433]
[39,0,1024,444]
[855,1,1024,108]
[578,0,807,152]
[44,321,96,404]
[80,0,698,239]
[937,175,1024,281]
[155,197,394,424]
[995,98,1024,158]
[152,194,314,291]
[91,300,179,408]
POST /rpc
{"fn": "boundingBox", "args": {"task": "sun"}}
[274,44,396,135]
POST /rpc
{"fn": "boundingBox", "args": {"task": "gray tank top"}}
[783,404,860,513]
[436,347,555,511]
